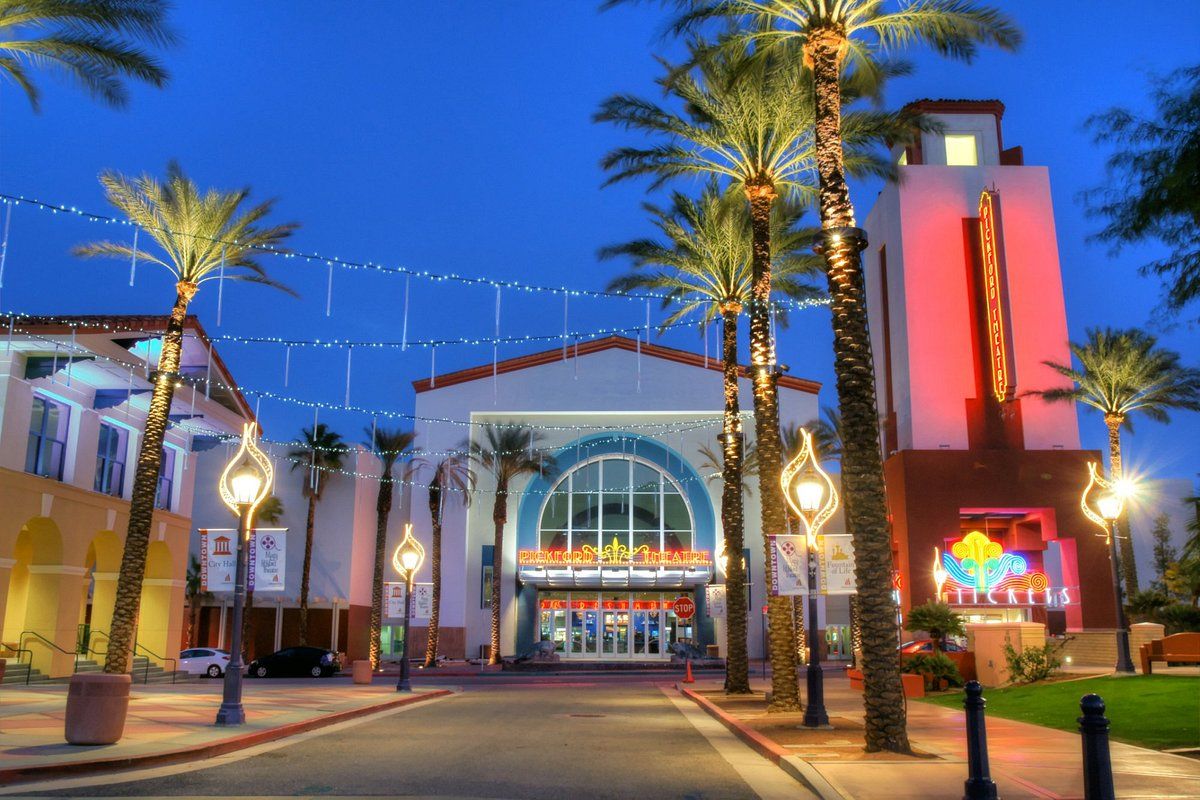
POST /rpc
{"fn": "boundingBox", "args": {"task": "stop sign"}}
[673,596,696,620]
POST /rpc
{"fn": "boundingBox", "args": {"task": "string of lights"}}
[0,193,824,312]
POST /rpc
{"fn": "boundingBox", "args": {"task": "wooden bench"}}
[1139,632,1200,674]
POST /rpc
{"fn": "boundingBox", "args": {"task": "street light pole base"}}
[396,680,412,692]
[215,703,245,726]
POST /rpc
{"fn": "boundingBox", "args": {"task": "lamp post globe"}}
[215,425,273,726]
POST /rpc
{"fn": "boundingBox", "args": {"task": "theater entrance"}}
[538,591,694,660]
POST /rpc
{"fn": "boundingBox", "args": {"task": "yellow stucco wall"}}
[0,467,190,677]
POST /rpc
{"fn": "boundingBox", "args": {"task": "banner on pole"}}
[705,584,727,618]
[767,534,808,596]
[199,528,287,593]
[384,582,433,621]
[818,534,856,595]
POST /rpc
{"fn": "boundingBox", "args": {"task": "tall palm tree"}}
[598,41,895,711]
[0,0,174,112]
[1031,328,1200,593]
[288,424,347,646]
[184,555,207,648]
[603,183,823,693]
[76,163,296,675]
[362,427,418,669]
[674,0,1020,752]
[423,454,474,667]
[468,424,556,665]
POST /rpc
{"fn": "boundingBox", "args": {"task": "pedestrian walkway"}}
[684,674,1200,799]
[0,679,450,785]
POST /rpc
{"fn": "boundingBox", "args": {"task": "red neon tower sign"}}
[978,189,1016,402]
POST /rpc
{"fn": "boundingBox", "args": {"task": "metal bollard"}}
[1079,694,1115,800]
[963,680,999,800]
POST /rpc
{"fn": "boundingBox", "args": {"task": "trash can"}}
[706,644,720,659]
[352,660,373,685]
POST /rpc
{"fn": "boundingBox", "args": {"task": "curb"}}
[678,687,846,800]
[0,689,451,786]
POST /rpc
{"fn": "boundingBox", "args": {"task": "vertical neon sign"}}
[978,190,1015,402]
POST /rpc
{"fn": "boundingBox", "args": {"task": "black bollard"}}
[1079,694,1115,800]
[963,680,999,800]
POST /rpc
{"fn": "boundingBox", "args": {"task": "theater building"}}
[399,335,832,662]
[863,100,1117,636]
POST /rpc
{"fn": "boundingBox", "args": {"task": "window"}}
[944,134,978,166]
[481,544,495,608]
[538,456,694,556]
[26,394,70,480]
[94,423,128,497]
[155,447,177,511]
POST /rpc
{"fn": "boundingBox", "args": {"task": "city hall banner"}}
[199,528,287,593]
[384,582,434,620]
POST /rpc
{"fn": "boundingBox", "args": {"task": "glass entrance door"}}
[543,591,684,659]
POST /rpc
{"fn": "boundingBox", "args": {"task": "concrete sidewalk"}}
[0,679,450,785]
[685,675,1200,799]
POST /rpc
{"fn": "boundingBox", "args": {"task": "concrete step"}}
[0,662,50,685]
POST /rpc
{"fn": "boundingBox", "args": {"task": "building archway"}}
[82,530,123,658]
[2,518,81,676]
[136,540,177,664]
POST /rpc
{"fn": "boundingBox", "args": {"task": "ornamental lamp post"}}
[1080,462,1136,675]
[216,424,273,726]
[391,524,425,692]
[781,428,839,728]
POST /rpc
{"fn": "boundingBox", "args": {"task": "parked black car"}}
[247,646,340,678]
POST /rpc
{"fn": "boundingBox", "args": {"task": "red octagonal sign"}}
[672,596,696,620]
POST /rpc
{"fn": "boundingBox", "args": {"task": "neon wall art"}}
[938,530,1071,607]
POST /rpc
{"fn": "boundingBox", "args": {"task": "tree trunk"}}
[489,484,507,665]
[369,473,394,669]
[745,181,801,711]
[719,308,752,694]
[103,282,195,675]
[424,483,443,667]
[1105,414,1139,594]
[299,490,317,646]
[807,35,910,753]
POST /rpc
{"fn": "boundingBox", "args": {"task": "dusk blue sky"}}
[2,2,1197,498]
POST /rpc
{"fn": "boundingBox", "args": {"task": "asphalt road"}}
[23,680,803,800]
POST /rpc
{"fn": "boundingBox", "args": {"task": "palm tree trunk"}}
[104,281,195,674]
[720,308,751,694]
[299,491,317,646]
[807,36,910,753]
[189,602,200,648]
[1105,414,1139,594]
[745,182,801,711]
[369,476,394,669]
[424,485,443,667]
[489,485,507,665]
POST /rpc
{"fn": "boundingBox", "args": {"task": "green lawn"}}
[919,675,1200,751]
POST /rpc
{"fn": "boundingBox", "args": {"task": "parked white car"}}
[179,648,231,678]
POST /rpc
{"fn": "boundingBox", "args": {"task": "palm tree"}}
[468,424,556,665]
[184,555,207,648]
[1031,328,1200,593]
[423,454,474,667]
[362,426,418,669]
[76,163,296,675]
[598,40,896,711]
[675,0,1020,753]
[603,183,823,693]
[0,0,174,112]
[288,424,348,646]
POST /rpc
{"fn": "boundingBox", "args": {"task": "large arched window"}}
[538,456,693,555]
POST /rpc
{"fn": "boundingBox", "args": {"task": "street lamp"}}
[391,524,425,692]
[1080,462,1136,675]
[215,423,273,725]
[781,428,839,728]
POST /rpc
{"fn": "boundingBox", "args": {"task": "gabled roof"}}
[412,334,820,394]
[8,314,254,421]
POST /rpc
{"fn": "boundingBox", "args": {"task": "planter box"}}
[901,672,925,698]
[65,673,131,745]
[847,668,864,691]
[352,660,373,685]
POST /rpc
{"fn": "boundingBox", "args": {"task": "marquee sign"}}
[937,530,1072,607]
[518,537,711,569]
[978,190,1016,402]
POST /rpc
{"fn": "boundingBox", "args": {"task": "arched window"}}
[538,456,693,555]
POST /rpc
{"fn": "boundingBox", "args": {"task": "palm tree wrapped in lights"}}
[75,163,297,675]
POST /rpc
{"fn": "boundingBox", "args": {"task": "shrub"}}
[1126,589,1171,622]
[905,601,965,653]
[1002,639,1064,684]
[1153,603,1200,634]
[901,652,963,690]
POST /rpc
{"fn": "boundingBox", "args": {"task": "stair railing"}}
[20,631,82,678]
[1,642,36,684]
[86,630,178,684]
